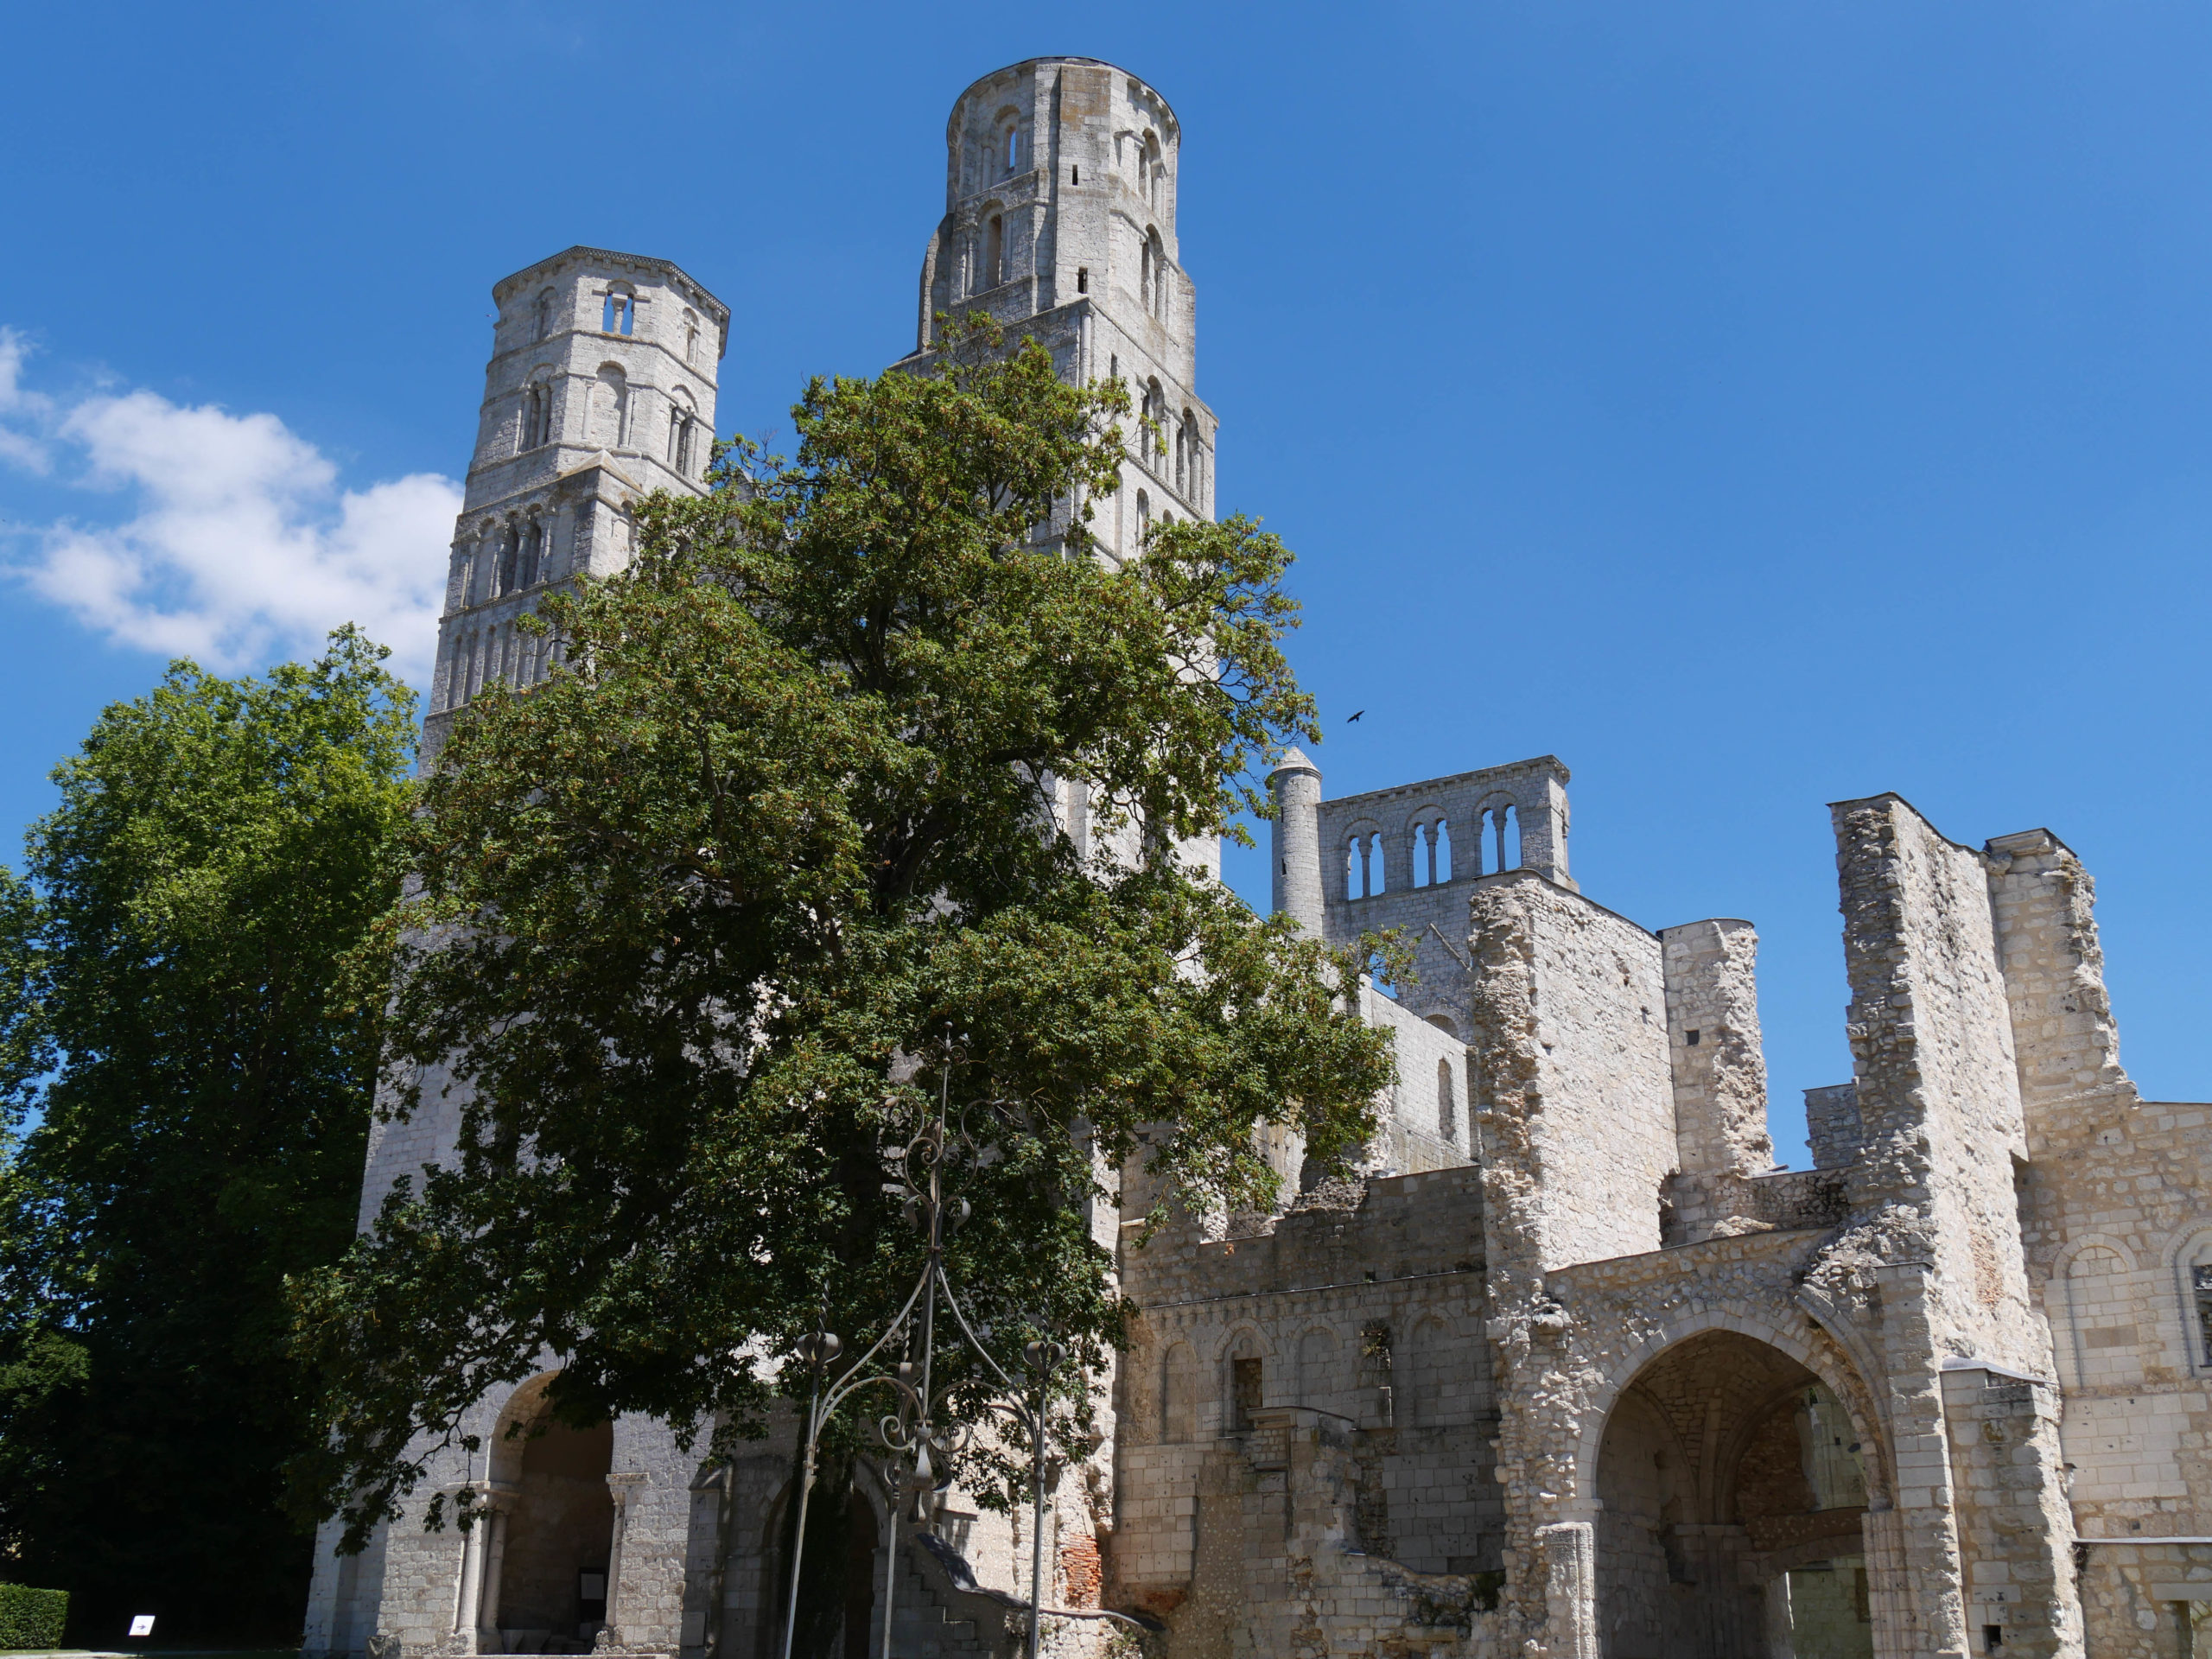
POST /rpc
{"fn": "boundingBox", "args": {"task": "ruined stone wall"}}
[1112,1167,1500,1630]
[1937,1366,2080,1659]
[1364,987,1478,1173]
[1658,918,1783,1246]
[1981,827,2212,1645]
[1832,796,2042,1372]
[1465,872,1675,1278]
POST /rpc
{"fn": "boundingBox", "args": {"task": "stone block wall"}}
[1112,1167,1500,1623]
[1465,871,1675,1278]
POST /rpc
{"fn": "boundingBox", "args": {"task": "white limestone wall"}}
[1466,871,1675,1274]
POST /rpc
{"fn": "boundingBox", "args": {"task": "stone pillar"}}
[1764,1571,1796,1659]
[476,1509,508,1647]
[453,1500,488,1639]
[1380,827,1415,895]
[1268,749,1323,936]
[1862,1506,1914,1659]
[1659,918,1776,1243]
[604,1473,640,1638]
[1513,766,1574,892]
[1538,1521,1597,1659]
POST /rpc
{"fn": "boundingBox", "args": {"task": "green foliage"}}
[0,1581,70,1648]
[0,627,416,1643]
[293,322,1397,1550]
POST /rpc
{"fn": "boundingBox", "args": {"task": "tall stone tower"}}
[423,246,728,753]
[899,58,1214,565]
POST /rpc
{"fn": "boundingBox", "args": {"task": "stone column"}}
[1380,827,1415,896]
[1538,1521,1597,1659]
[453,1498,488,1640]
[604,1471,645,1642]
[477,1509,508,1648]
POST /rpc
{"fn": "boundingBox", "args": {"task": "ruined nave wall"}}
[1465,872,1675,1279]
[1111,1166,1502,1622]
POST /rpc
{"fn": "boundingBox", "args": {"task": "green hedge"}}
[0,1581,69,1649]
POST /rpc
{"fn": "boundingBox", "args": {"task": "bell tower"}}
[900,59,1215,565]
[423,246,728,754]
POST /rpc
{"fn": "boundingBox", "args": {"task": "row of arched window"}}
[1132,377,1205,509]
[1344,805,1524,900]
[509,369,701,475]
[1154,1316,1460,1442]
[464,516,553,608]
[440,613,560,712]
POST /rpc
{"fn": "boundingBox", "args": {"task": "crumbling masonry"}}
[303,56,2212,1659]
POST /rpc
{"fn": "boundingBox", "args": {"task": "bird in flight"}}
[1346,710,1365,723]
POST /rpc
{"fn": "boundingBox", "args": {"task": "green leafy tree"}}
[293,325,1398,1559]
[0,628,416,1643]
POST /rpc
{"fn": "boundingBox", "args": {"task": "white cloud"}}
[0,335,459,689]
[0,328,55,473]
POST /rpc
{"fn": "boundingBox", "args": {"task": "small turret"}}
[1269,747,1324,936]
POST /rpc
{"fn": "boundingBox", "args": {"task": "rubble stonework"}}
[303,55,2212,1659]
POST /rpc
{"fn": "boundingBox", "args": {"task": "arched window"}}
[1345,830,1382,899]
[1160,1343,1197,1443]
[1141,130,1164,208]
[1227,1337,1263,1432]
[1144,230,1169,321]
[666,391,698,475]
[1491,804,1520,873]
[1003,124,1020,175]
[985,214,1004,289]
[601,287,634,335]
[517,519,543,589]
[534,288,556,341]
[2184,1234,2212,1373]
[594,365,628,448]
[468,525,496,607]
[1141,379,1166,468]
[1437,1058,1458,1141]
[518,381,551,451]
[1135,489,1151,543]
[496,523,520,596]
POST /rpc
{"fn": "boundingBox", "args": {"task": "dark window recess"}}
[2193,1263,2212,1363]
[1984,1627,2004,1652]
[1077,266,1089,293]
[1230,1357,1262,1430]
[1685,1029,1700,1046]
[1072,165,1080,183]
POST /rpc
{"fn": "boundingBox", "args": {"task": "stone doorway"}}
[1593,1330,1872,1659]
[485,1379,615,1655]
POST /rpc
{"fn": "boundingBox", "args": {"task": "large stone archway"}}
[1592,1329,1877,1659]
[482,1375,616,1654]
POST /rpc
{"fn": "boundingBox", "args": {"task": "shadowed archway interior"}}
[1595,1330,1872,1659]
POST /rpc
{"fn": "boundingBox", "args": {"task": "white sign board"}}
[130,1616,156,1637]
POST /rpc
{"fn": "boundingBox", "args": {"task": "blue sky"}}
[4,2,2209,1164]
